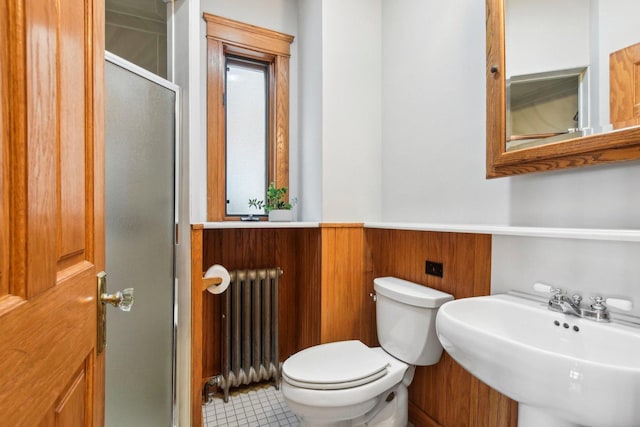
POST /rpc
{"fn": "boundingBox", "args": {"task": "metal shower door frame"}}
[104,51,181,427]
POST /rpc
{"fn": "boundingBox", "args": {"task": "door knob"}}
[97,272,134,353]
[101,288,134,312]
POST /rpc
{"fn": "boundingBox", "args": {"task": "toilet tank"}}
[374,277,454,365]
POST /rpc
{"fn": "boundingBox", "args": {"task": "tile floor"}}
[202,383,300,427]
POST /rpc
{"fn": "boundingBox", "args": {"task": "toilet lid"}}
[282,340,390,390]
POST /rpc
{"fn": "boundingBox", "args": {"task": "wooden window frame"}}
[204,13,294,221]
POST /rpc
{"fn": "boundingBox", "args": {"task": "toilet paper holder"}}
[202,264,231,294]
[202,276,222,291]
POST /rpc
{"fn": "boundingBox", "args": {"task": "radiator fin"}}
[212,267,282,402]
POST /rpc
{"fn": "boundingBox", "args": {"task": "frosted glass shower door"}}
[105,53,177,427]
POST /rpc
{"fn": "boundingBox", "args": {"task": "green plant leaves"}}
[248,182,298,213]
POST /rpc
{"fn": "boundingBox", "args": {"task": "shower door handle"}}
[97,272,135,353]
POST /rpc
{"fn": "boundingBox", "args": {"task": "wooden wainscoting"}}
[190,225,206,427]
[365,228,518,427]
[320,224,368,344]
[191,225,517,427]
[199,227,322,380]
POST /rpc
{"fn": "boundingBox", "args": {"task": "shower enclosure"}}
[105,52,178,427]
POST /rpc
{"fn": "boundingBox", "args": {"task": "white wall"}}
[298,0,323,221]
[492,236,640,318]
[321,0,383,221]
[381,0,509,224]
[508,163,640,228]
[506,0,590,78]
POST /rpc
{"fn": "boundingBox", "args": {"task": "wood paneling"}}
[274,55,290,192]
[25,0,58,298]
[205,40,225,222]
[320,224,366,344]
[57,0,87,270]
[0,0,104,425]
[468,377,518,427]
[190,225,204,427]
[408,401,442,427]
[55,363,89,427]
[297,227,322,349]
[200,227,322,376]
[365,228,517,427]
[0,0,9,299]
[610,42,640,130]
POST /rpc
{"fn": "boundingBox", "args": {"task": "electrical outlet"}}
[425,261,443,278]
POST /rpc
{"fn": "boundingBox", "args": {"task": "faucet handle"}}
[590,296,607,311]
[533,283,567,303]
[551,288,567,301]
[533,283,564,295]
[605,298,633,312]
[571,294,583,306]
[533,283,554,294]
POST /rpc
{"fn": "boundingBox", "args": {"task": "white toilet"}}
[281,276,453,426]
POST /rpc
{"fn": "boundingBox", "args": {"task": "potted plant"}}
[248,182,297,222]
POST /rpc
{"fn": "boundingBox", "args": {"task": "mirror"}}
[507,67,587,151]
[486,0,640,177]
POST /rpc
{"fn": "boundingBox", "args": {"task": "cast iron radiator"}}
[207,268,283,402]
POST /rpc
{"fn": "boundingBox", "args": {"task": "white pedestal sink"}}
[435,294,640,427]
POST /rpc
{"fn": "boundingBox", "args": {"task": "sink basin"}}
[435,294,640,427]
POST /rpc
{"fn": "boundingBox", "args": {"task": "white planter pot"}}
[268,209,293,222]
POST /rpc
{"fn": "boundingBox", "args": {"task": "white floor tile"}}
[203,384,299,427]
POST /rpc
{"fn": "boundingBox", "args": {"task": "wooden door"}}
[610,42,640,130]
[0,1,105,426]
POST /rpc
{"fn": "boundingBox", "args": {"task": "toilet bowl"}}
[282,342,410,426]
[281,277,453,426]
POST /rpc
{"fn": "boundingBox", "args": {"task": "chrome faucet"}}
[533,283,633,323]
[548,289,583,316]
[547,289,609,321]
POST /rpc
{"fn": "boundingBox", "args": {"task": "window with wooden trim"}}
[204,13,294,221]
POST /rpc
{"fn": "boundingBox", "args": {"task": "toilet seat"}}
[282,346,409,413]
[282,340,389,390]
